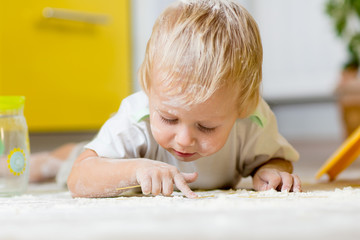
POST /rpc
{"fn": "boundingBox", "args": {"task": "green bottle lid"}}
[0,96,25,110]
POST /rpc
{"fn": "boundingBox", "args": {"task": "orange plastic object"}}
[316,125,360,181]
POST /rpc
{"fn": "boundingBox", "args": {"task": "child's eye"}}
[197,124,216,133]
[160,116,178,125]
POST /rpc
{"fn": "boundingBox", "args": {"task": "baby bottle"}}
[0,96,30,196]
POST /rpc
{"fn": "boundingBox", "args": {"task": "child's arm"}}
[251,158,301,192]
[67,149,198,198]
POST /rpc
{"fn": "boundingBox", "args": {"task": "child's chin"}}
[173,154,200,162]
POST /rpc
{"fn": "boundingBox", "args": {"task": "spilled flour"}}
[1,182,360,240]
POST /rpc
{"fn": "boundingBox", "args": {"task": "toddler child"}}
[31,0,301,198]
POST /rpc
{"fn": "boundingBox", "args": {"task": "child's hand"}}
[135,160,198,198]
[252,159,301,192]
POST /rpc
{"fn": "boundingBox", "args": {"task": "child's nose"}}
[175,126,195,147]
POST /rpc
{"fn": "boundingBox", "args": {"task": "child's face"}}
[148,76,240,162]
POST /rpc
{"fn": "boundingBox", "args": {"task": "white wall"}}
[255,1,346,101]
[132,0,172,91]
[131,0,347,140]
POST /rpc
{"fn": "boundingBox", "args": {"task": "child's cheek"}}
[150,122,162,135]
[198,140,215,155]
[149,114,160,134]
[150,123,163,143]
[198,137,224,156]
[150,121,171,149]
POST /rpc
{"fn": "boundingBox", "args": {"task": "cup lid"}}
[0,96,25,110]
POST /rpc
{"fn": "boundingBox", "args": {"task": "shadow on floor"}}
[29,131,96,153]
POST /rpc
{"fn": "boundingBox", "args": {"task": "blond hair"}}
[139,0,263,117]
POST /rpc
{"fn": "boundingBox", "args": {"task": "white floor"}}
[2,181,360,240]
[1,135,360,240]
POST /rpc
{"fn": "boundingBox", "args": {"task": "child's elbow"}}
[67,171,86,198]
[67,174,77,198]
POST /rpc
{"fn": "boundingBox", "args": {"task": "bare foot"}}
[30,143,77,182]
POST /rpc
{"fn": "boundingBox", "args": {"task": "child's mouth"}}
[173,149,196,158]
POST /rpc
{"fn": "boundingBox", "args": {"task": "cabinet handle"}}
[43,7,109,25]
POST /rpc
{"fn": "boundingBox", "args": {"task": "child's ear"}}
[236,109,247,119]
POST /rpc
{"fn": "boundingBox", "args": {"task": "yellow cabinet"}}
[0,0,131,132]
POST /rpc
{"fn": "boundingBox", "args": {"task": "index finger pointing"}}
[292,174,302,192]
[174,173,198,199]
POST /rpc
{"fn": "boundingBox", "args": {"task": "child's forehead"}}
[151,94,239,123]
[151,66,206,96]
[150,79,238,115]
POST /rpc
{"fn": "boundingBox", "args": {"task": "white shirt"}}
[85,91,299,189]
